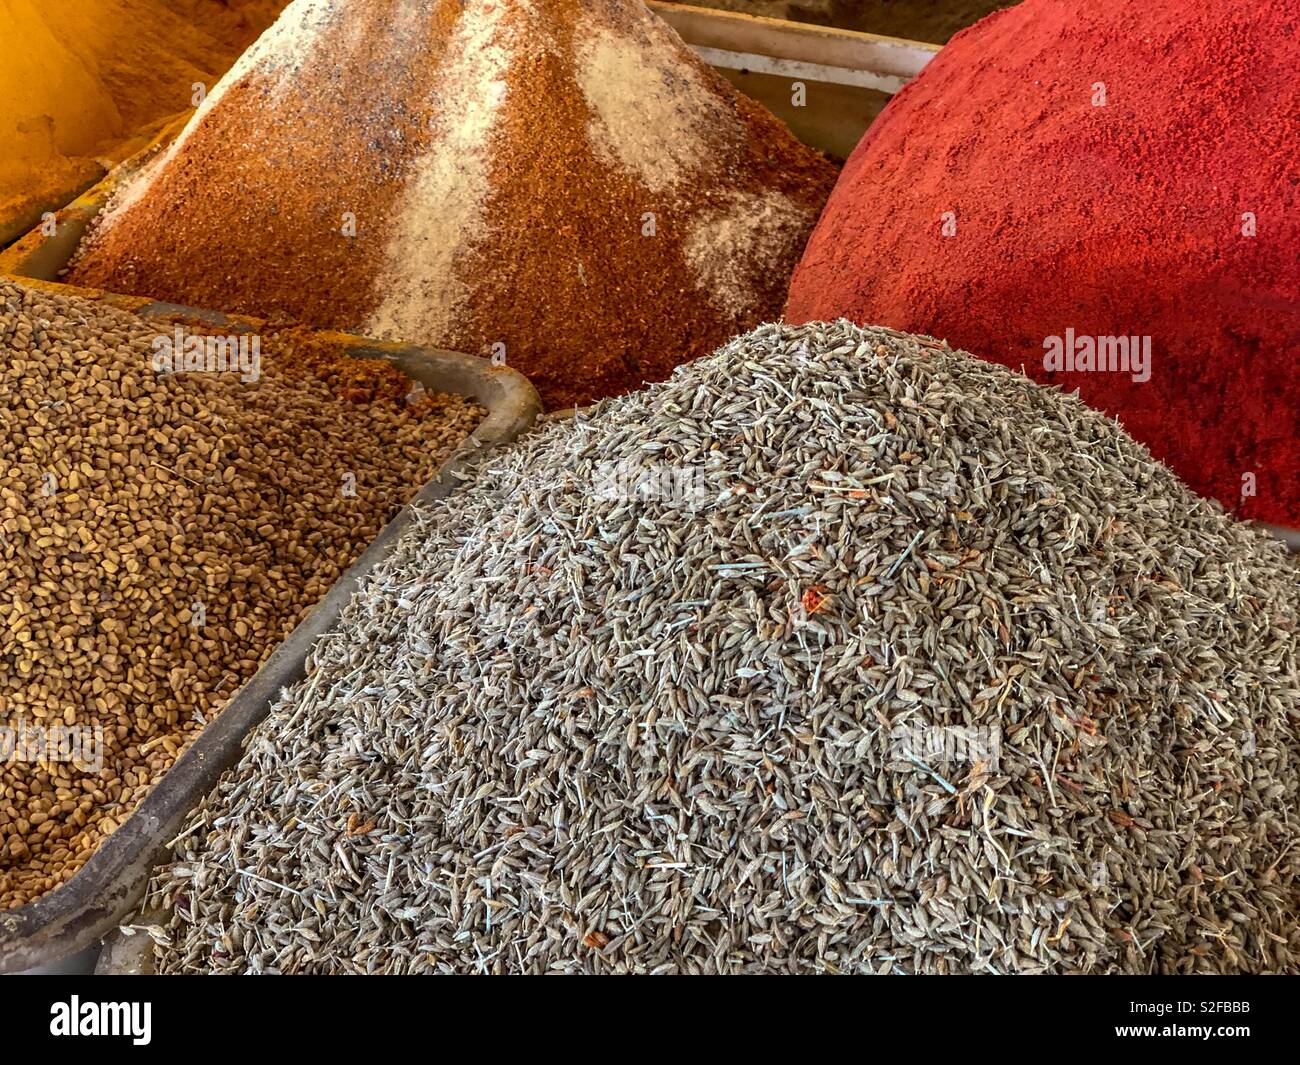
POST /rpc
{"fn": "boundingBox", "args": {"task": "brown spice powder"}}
[67,0,838,410]
[69,1,458,331]
[439,1,839,408]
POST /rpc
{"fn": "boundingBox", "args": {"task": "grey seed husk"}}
[134,320,1299,975]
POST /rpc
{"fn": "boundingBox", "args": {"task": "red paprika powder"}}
[786,0,1299,527]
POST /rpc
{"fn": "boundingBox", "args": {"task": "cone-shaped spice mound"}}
[66,0,837,409]
[785,0,1300,527]
[135,322,1299,974]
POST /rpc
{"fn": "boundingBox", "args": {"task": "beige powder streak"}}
[90,0,344,234]
[365,0,532,342]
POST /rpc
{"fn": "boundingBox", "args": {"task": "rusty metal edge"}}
[0,161,542,975]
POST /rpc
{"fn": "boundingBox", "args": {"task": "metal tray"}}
[650,2,938,158]
[0,260,541,975]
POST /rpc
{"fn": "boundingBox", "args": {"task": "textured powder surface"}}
[82,0,346,236]
[66,0,837,410]
[577,20,729,194]
[366,0,522,341]
[786,0,1300,527]
[685,189,814,318]
[133,323,1298,974]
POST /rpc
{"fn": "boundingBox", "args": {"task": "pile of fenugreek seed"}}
[0,279,482,909]
[133,322,1299,974]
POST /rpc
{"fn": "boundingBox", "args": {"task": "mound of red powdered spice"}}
[786,0,1300,527]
